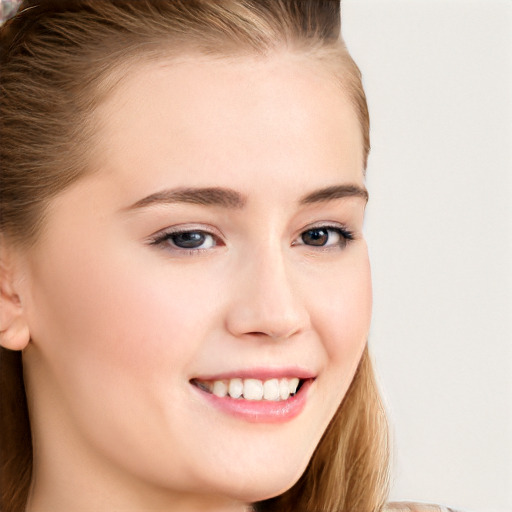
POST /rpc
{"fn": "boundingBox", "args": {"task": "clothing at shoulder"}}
[385,502,463,512]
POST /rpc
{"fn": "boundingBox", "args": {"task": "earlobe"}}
[0,314,30,351]
[0,244,31,351]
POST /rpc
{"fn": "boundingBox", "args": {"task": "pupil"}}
[302,228,328,246]
[173,232,205,248]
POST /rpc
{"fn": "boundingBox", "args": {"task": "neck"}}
[26,475,254,512]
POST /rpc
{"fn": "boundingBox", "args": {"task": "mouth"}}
[190,376,307,402]
[189,369,316,422]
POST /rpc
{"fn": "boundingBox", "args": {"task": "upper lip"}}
[191,367,317,381]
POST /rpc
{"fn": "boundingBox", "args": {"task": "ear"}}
[0,239,30,351]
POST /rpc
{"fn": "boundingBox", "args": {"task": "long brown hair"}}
[0,2,388,511]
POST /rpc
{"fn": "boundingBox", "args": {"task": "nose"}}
[225,250,310,341]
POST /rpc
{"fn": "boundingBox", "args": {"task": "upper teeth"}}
[198,377,300,401]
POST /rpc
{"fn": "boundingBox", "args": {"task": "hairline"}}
[84,41,367,171]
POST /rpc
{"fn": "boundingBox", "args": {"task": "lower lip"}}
[192,379,313,423]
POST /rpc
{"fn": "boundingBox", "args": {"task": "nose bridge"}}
[226,237,308,340]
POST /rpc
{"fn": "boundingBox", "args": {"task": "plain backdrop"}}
[342,1,512,512]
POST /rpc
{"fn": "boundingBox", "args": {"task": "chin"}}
[211,474,299,504]
[191,447,312,504]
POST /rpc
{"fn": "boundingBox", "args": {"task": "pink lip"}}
[192,366,316,381]
[190,378,314,424]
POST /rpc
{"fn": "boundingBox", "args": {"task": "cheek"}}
[24,239,221,389]
[23,240,229,475]
[311,248,372,366]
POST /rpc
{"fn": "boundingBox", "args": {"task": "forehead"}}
[89,52,364,198]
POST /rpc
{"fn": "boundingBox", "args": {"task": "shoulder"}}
[384,502,464,512]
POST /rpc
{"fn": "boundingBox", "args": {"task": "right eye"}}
[151,229,219,251]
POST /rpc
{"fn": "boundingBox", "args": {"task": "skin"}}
[9,52,371,512]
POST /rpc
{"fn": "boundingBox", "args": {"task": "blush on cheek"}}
[319,264,372,364]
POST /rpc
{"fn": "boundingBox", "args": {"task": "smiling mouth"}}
[190,377,307,402]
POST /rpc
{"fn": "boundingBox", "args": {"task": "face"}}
[20,53,371,509]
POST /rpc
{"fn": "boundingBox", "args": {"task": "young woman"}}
[0,1,458,511]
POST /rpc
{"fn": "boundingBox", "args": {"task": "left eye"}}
[297,226,352,248]
[154,230,218,250]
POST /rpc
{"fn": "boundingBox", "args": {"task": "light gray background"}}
[342,1,512,512]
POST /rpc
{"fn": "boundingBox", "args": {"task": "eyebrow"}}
[125,187,247,210]
[299,184,368,204]
[124,183,368,211]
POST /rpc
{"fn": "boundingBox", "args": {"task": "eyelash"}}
[149,227,221,255]
[294,224,355,250]
[149,224,355,254]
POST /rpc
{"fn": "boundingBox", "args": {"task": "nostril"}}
[224,288,309,340]
[243,330,297,341]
